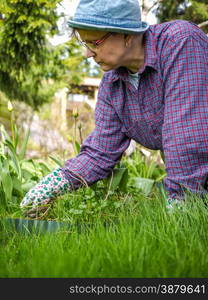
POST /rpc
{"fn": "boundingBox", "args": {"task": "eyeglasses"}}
[75,32,113,51]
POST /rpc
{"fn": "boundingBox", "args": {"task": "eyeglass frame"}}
[75,31,113,51]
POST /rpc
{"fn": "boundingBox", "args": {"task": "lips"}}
[95,61,109,68]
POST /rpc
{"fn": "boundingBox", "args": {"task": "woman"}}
[21,0,208,217]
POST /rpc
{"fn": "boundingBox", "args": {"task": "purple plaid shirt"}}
[61,20,208,198]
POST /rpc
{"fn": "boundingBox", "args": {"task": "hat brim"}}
[68,20,149,34]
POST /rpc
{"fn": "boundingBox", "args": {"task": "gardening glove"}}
[20,167,70,218]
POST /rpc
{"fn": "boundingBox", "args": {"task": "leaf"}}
[74,140,81,155]
[19,128,30,160]
[38,162,52,175]
[13,124,19,150]
[21,168,34,180]
[119,168,129,192]
[131,177,155,196]
[49,155,63,167]
[12,176,23,196]
[1,170,13,201]
[21,181,37,192]
[2,158,9,172]
[21,160,37,174]
[4,139,22,179]
[0,124,11,143]
[105,168,128,192]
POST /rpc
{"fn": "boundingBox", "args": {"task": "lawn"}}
[1,191,208,278]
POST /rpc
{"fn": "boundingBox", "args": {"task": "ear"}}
[124,34,134,47]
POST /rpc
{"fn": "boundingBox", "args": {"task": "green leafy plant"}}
[0,115,54,215]
[123,148,166,196]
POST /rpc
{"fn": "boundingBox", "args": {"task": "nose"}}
[86,48,96,58]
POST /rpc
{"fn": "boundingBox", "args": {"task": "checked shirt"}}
[61,20,208,199]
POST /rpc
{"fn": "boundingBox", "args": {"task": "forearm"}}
[61,130,130,187]
[163,159,208,199]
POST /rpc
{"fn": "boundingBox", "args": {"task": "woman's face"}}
[77,29,130,72]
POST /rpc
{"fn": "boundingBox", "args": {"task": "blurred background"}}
[0,0,207,162]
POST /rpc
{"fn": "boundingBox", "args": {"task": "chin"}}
[100,64,115,72]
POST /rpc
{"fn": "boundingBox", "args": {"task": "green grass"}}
[1,192,208,278]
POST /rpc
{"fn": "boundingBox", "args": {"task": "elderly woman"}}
[21,0,208,216]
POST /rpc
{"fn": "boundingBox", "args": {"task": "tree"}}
[156,0,208,33]
[0,0,64,108]
[0,0,101,110]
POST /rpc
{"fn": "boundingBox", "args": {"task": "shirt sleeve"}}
[161,30,208,198]
[60,77,131,189]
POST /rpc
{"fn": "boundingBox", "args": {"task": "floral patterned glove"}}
[20,168,70,216]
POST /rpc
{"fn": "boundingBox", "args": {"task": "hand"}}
[23,205,51,219]
[20,168,69,218]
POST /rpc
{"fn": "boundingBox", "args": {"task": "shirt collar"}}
[138,25,158,74]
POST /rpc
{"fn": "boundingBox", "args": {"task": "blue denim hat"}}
[68,0,149,34]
